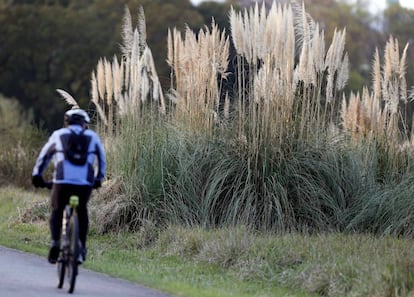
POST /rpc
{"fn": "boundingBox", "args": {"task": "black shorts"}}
[51,183,92,212]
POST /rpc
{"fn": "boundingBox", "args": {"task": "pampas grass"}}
[341,36,411,159]
[227,1,349,162]
[90,5,165,136]
[167,19,229,136]
[87,1,414,234]
[56,88,79,109]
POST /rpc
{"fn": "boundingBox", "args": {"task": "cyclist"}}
[32,108,106,264]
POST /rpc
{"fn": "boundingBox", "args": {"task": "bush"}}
[0,95,47,188]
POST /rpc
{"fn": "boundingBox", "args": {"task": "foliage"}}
[82,2,414,239]
[3,187,414,297]
[3,0,414,242]
[0,95,46,188]
[196,1,233,32]
[2,0,414,132]
[0,0,204,131]
[0,2,117,129]
[92,111,174,232]
[157,226,414,297]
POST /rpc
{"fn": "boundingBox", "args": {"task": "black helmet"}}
[64,108,90,125]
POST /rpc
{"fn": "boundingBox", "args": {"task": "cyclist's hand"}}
[32,175,45,188]
[44,181,53,189]
[93,179,102,189]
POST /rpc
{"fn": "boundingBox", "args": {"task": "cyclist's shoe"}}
[48,242,60,264]
[77,246,87,264]
[77,253,83,264]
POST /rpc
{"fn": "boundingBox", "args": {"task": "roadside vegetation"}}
[89,2,414,236]
[2,1,414,296]
[0,95,46,188]
[2,186,414,296]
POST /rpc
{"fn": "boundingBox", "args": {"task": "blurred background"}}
[1,0,413,131]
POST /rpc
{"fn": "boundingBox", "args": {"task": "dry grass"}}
[86,1,414,235]
[227,1,349,160]
[92,2,412,160]
[90,5,165,136]
[0,96,46,188]
[341,37,409,139]
[155,226,414,297]
[167,19,229,135]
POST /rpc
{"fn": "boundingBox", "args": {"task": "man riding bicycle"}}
[32,108,106,264]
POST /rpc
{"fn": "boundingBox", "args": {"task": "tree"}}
[0,3,119,129]
[0,0,205,130]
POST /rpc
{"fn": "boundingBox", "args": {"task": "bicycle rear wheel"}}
[57,207,70,289]
[67,212,79,294]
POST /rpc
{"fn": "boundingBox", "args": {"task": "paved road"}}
[0,246,171,297]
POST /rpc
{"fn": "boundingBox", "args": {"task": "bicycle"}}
[44,182,81,294]
[57,194,80,293]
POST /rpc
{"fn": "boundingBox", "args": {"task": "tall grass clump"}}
[88,1,414,235]
[161,129,380,232]
[166,18,230,137]
[88,6,171,231]
[341,36,412,181]
[346,174,414,237]
[0,95,46,188]
[161,1,352,230]
[92,117,176,232]
[90,5,165,138]
[229,1,348,157]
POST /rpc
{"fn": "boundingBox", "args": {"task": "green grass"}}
[0,186,309,297]
[4,187,414,297]
[3,186,414,296]
[85,242,298,297]
[0,186,50,254]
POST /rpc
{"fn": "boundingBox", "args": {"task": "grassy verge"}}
[2,186,414,296]
[0,186,308,297]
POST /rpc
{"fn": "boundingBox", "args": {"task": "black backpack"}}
[62,129,91,166]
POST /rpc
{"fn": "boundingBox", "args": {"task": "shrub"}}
[0,95,46,188]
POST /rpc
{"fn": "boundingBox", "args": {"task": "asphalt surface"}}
[0,246,171,297]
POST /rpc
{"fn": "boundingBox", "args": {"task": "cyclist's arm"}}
[32,132,58,176]
[93,135,106,182]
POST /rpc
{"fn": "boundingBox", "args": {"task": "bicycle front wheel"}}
[57,257,65,289]
[67,212,79,294]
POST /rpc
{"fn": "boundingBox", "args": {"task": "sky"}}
[190,0,224,5]
[190,0,414,10]
[369,0,414,11]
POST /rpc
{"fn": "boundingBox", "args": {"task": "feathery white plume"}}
[56,89,79,109]
[138,6,147,50]
[121,5,133,57]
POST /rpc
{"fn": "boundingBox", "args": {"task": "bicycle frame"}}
[57,195,80,294]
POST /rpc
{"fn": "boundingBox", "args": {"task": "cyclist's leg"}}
[49,184,70,263]
[74,185,92,261]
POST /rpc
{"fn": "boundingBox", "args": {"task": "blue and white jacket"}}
[32,124,106,186]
